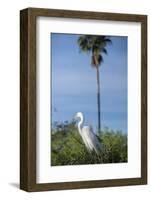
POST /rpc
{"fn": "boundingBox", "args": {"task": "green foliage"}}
[51,121,127,166]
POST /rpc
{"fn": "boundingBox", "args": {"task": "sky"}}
[51,33,127,133]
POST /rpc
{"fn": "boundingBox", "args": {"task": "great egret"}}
[74,112,101,155]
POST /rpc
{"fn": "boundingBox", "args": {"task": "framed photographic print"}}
[20,8,147,191]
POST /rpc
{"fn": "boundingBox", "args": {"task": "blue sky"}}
[51,33,127,133]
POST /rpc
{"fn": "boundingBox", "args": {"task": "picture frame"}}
[20,7,147,192]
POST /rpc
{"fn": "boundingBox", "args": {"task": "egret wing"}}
[82,126,101,154]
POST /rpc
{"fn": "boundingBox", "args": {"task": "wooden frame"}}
[20,7,147,192]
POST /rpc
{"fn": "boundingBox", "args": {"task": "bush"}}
[51,121,127,166]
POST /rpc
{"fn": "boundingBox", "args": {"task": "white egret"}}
[74,112,101,155]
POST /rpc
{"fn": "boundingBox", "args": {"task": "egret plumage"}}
[74,112,101,155]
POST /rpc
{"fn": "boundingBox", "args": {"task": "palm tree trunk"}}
[96,67,101,133]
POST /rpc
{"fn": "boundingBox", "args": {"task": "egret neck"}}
[78,114,84,135]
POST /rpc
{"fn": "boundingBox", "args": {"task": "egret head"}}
[74,112,84,122]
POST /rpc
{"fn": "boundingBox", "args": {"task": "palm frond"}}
[101,48,107,54]
[78,35,111,67]
[91,54,103,67]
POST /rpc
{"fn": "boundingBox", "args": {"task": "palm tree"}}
[78,35,111,133]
